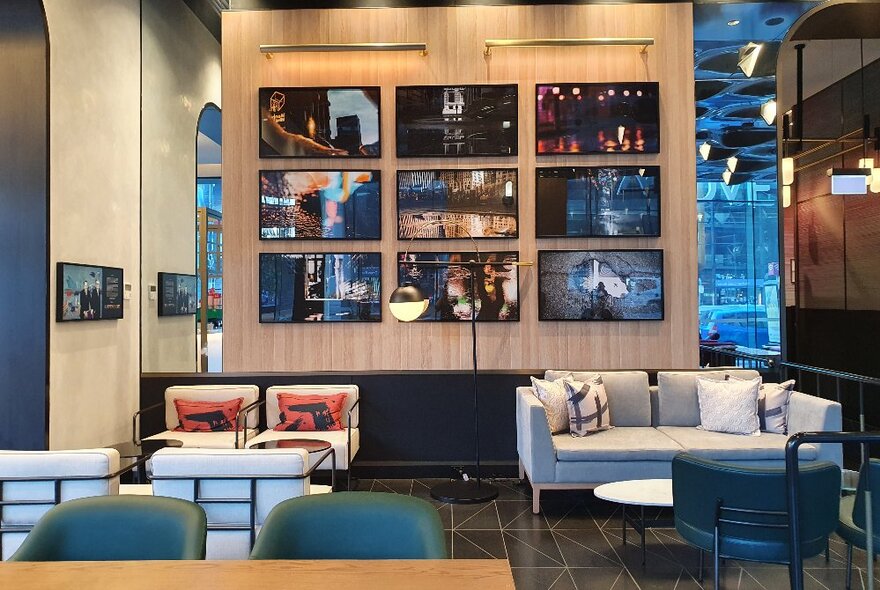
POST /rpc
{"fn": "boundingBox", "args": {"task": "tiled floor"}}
[354,478,879,590]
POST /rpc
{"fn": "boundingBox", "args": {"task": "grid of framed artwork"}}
[256,81,664,323]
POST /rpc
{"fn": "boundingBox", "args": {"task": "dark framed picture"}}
[56,262,124,322]
[158,273,198,316]
[397,251,520,322]
[538,250,664,321]
[258,87,381,158]
[260,170,381,240]
[397,169,518,239]
[259,253,381,323]
[536,82,660,154]
[536,166,660,237]
[396,84,518,157]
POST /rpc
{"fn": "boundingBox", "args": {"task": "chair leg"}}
[846,543,853,590]
[714,527,721,590]
[518,460,525,481]
[532,487,541,514]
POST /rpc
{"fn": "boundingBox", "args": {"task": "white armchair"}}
[150,447,333,559]
[0,448,121,560]
[246,385,360,490]
[135,385,261,449]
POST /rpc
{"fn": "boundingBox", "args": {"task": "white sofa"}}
[516,369,844,514]
[0,448,120,559]
[142,385,261,449]
[150,447,333,559]
[247,385,360,477]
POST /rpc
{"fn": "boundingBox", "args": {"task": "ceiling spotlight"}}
[738,42,764,77]
[728,19,741,27]
[727,156,739,173]
[761,99,777,125]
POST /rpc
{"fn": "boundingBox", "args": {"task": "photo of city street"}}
[397,169,518,239]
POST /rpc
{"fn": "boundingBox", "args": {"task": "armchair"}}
[838,458,880,589]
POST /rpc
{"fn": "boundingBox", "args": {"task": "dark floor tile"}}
[351,478,373,491]
[804,566,860,590]
[453,529,507,559]
[511,567,569,590]
[498,500,551,530]
[494,479,534,500]
[552,529,621,567]
[436,503,452,530]
[565,567,628,590]
[370,479,413,494]
[453,501,501,530]
[745,565,829,590]
[504,529,566,568]
[546,502,603,530]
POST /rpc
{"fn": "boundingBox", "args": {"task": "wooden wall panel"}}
[798,196,845,309]
[845,194,880,310]
[221,5,697,372]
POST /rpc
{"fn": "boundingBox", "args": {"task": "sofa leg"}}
[518,460,525,481]
[532,487,541,514]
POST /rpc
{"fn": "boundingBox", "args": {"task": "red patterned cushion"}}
[273,393,347,432]
[174,398,244,432]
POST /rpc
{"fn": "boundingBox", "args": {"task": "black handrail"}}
[699,344,778,370]
[785,431,880,590]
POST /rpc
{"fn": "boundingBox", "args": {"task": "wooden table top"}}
[0,559,515,590]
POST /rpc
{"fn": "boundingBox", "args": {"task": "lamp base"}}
[430,479,499,504]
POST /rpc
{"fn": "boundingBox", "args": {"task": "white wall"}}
[141,0,221,373]
[44,0,142,449]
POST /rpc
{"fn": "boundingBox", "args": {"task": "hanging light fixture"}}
[738,42,764,77]
[722,170,733,185]
[389,284,429,322]
[782,185,791,208]
[761,99,777,125]
[699,141,712,161]
[726,156,739,172]
[781,157,795,186]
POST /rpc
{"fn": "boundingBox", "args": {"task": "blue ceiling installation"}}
[693,1,817,184]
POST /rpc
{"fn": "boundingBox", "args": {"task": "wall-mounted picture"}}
[536,82,660,154]
[397,169,518,239]
[538,250,664,321]
[56,262,123,322]
[260,170,381,240]
[396,85,518,157]
[398,251,520,321]
[259,87,381,158]
[536,167,660,237]
[158,272,198,316]
[259,253,381,323]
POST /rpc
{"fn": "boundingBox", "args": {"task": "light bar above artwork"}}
[261,42,428,59]
[483,37,654,55]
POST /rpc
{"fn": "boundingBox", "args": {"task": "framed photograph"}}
[536,82,660,154]
[56,262,124,322]
[259,253,381,323]
[158,273,198,317]
[260,170,381,240]
[538,250,664,321]
[258,87,381,158]
[397,169,518,239]
[397,251,520,322]
[535,167,660,237]
[396,84,518,157]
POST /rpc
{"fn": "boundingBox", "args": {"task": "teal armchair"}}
[672,453,841,589]
[838,459,880,589]
[9,495,207,561]
[250,492,447,559]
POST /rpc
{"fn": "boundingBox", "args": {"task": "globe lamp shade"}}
[389,284,429,322]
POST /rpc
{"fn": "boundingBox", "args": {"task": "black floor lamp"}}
[390,220,533,504]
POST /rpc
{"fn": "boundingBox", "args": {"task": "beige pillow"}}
[696,376,761,436]
[530,377,571,434]
[564,376,612,437]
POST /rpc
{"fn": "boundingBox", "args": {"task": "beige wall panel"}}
[222,4,697,372]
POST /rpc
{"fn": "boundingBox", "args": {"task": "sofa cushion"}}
[553,427,683,462]
[544,370,651,427]
[696,376,761,436]
[656,426,818,461]
[565,377,612,437]
[656,370,760,427]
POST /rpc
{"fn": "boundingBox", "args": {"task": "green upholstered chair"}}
[8,495,207,561]
[672,453,841,589]
[250,492,447,559]
[838,459,880,589]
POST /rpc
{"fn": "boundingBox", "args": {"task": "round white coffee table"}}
[594,479,674,565]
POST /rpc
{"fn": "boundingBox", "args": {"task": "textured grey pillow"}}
[564,376,612,437]
[530,377,572,434]
[696,376,761,436]
[758,380,795,433]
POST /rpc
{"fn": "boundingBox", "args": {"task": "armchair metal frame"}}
[133,397,261,449]
[149,448,335,550]
[0,455,148,557]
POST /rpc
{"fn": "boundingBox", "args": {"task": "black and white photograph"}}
[536,82,660,154]
[536,167,660,237]
[259,87,381,158]
[260,170,381,240]
[397,169,518,239]
[396,84,518,157]
[158,273,198,316]
[398,251,520,321]
[56,262,124,322]
[538,250,664,321]
[259,253,382,323]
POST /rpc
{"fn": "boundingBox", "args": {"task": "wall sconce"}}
[781,157,795,186]
[483,37,654,56]
[260,42,428,59]
[782,185,791,208]
[761,99,777,125]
